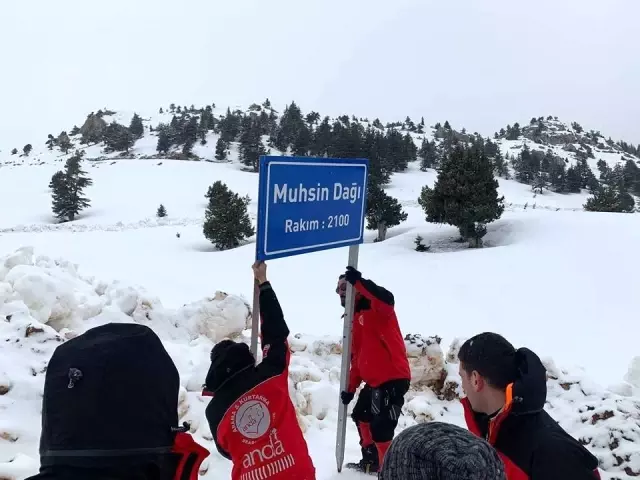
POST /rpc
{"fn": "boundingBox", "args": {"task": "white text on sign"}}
[273,182,363,205]
[284,214,351,233]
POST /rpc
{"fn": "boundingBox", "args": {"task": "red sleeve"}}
[354,278,395,316]
[347,323,362,393]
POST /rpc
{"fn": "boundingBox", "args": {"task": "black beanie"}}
[379,422,506,480]
[205,340,255,392]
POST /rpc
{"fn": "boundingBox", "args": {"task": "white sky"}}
[1,0,639,150]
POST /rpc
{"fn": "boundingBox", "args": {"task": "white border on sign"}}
[264,161,368,256]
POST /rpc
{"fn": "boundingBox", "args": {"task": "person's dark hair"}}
[458,332,517,389]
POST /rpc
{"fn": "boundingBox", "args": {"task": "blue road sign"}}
[256,156,369,261]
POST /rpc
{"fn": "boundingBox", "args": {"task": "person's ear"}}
[470,370,485,393]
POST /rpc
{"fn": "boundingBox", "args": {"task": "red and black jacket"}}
[203,282,315,480]
[347,277,411,393]
[462,348,601,480]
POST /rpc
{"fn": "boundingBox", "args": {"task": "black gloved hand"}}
[344,266,361,285]
[340,391,355,405]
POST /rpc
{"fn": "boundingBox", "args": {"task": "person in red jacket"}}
[337,266,411,474]
[203,261,315,480]
[458,332,601,480]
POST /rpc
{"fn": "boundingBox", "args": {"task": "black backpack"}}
[37,322,209,480]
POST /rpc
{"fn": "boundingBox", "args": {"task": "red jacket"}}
[204,282,315,480]
[462,348,600,480]
[347,277,411,392]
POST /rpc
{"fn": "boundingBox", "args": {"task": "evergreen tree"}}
[548,157,567,192]
[493,149,509,178]
[272,101,305,152]
[565,166,582,193]
[365,185,408,242]
[159,107,164,114]
[129,113,144,138]
[49,150,93,222]
[597,159,612,182]
[238,116,266,171]
[309,117,332,157]
[443,121,451,130]
[203,181,254,250]
[584,185,635,213]
[156,204,167,217]
[169,103,176,113]
[215,137,228,161]
[58,132,72,154]
[622,159,640,195]
[156,125,172,154]
[104,122,134,153]
[418,139,438,170]
[414,235,428,252]
[512,144,538,184]
[11,148,17,155]
[305,111,320,126]
[181,116,199,156]
[219,108,241,142]
[418,145,505,248]
[46,134,56,150]
[292,124,312,156]
[70,125,81,136]
[23,144,32,156]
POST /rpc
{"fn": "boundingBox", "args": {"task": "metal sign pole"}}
[250,280,260,359]
[335,244,359,473]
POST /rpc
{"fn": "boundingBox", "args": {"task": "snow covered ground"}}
[1,117,640,478]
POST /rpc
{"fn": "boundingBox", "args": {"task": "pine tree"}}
[309,117,332,157]
[169,104,176,113]
[584,185,635,213]
[566,166,582,193]
[203,181,254,250]
[156,204,167,217]
[238,116,267,171]
[23,144,32,156]
[46,134,56,150]
[159,107,164,114]
[129,113,144,138]
[156,126,172,154]
[273,101,305,152]
[418,145,505,248]
[58,132,72,154]
[70,125,80,136]
[493,149,509,179]
[366,185,408,242]
[414,235,428,252]
[181,116,199,156]
[11,148,17,155]
[292,124,312,156]
[215,137,228,161]
[418,139,438,170]
[104,122,134,153]
[50,150,93,222]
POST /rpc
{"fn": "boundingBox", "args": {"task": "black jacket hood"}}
[205,340,255,393]
[510,347,547,415]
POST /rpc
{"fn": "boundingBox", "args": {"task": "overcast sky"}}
[1,0,638,150]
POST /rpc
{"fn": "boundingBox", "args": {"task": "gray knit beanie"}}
[379,422,506,480]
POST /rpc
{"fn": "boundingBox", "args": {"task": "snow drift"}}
[0,247,639,479]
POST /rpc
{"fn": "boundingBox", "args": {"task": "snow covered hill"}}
[0,104,639,479]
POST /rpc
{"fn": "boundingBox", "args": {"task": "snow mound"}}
[1,248,640,479]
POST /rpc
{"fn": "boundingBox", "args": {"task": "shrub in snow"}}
[157,203,167,218]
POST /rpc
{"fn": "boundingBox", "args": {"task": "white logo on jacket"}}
[235,399,271,439]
